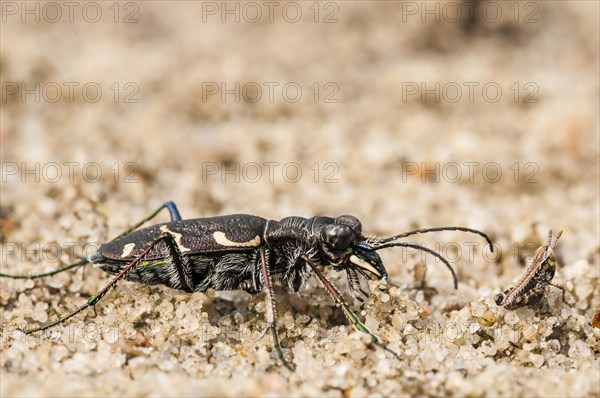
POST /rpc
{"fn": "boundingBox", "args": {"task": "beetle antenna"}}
[372,242,458,289]
[378,226,494,252]
[0,257,89,279]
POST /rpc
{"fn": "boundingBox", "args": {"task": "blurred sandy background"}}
[1,1,599,397]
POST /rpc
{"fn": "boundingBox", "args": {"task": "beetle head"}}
[319,215,387,280]
[317,218,494,289]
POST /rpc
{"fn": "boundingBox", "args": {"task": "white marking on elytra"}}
[213,231,261,247]
[160,225,191,252]
[121,243,135,258]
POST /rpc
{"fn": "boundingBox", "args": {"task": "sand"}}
[1,1,599,397]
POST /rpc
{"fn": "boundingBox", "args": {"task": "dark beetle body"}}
[89,214,379,295]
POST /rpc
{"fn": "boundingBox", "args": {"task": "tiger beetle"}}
[495,230,568,310]
[1,201,493,370]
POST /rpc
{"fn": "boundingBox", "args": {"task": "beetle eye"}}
[335,215,362,234]
[321,224,354,250]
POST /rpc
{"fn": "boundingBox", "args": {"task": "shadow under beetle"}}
[1,201,493,370]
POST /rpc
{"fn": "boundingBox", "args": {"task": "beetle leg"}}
[111,201,182,241]
[164,201,182,221]
[302,256,399,358]
[21,234,169,334]
[160,231,194,292]
[0,257,90,279]
[346,268,369,303]
[259,248,295,370]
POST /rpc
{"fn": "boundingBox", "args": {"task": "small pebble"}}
[504,312,519,326]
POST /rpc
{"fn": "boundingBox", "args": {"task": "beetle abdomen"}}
[91,251,262,293]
